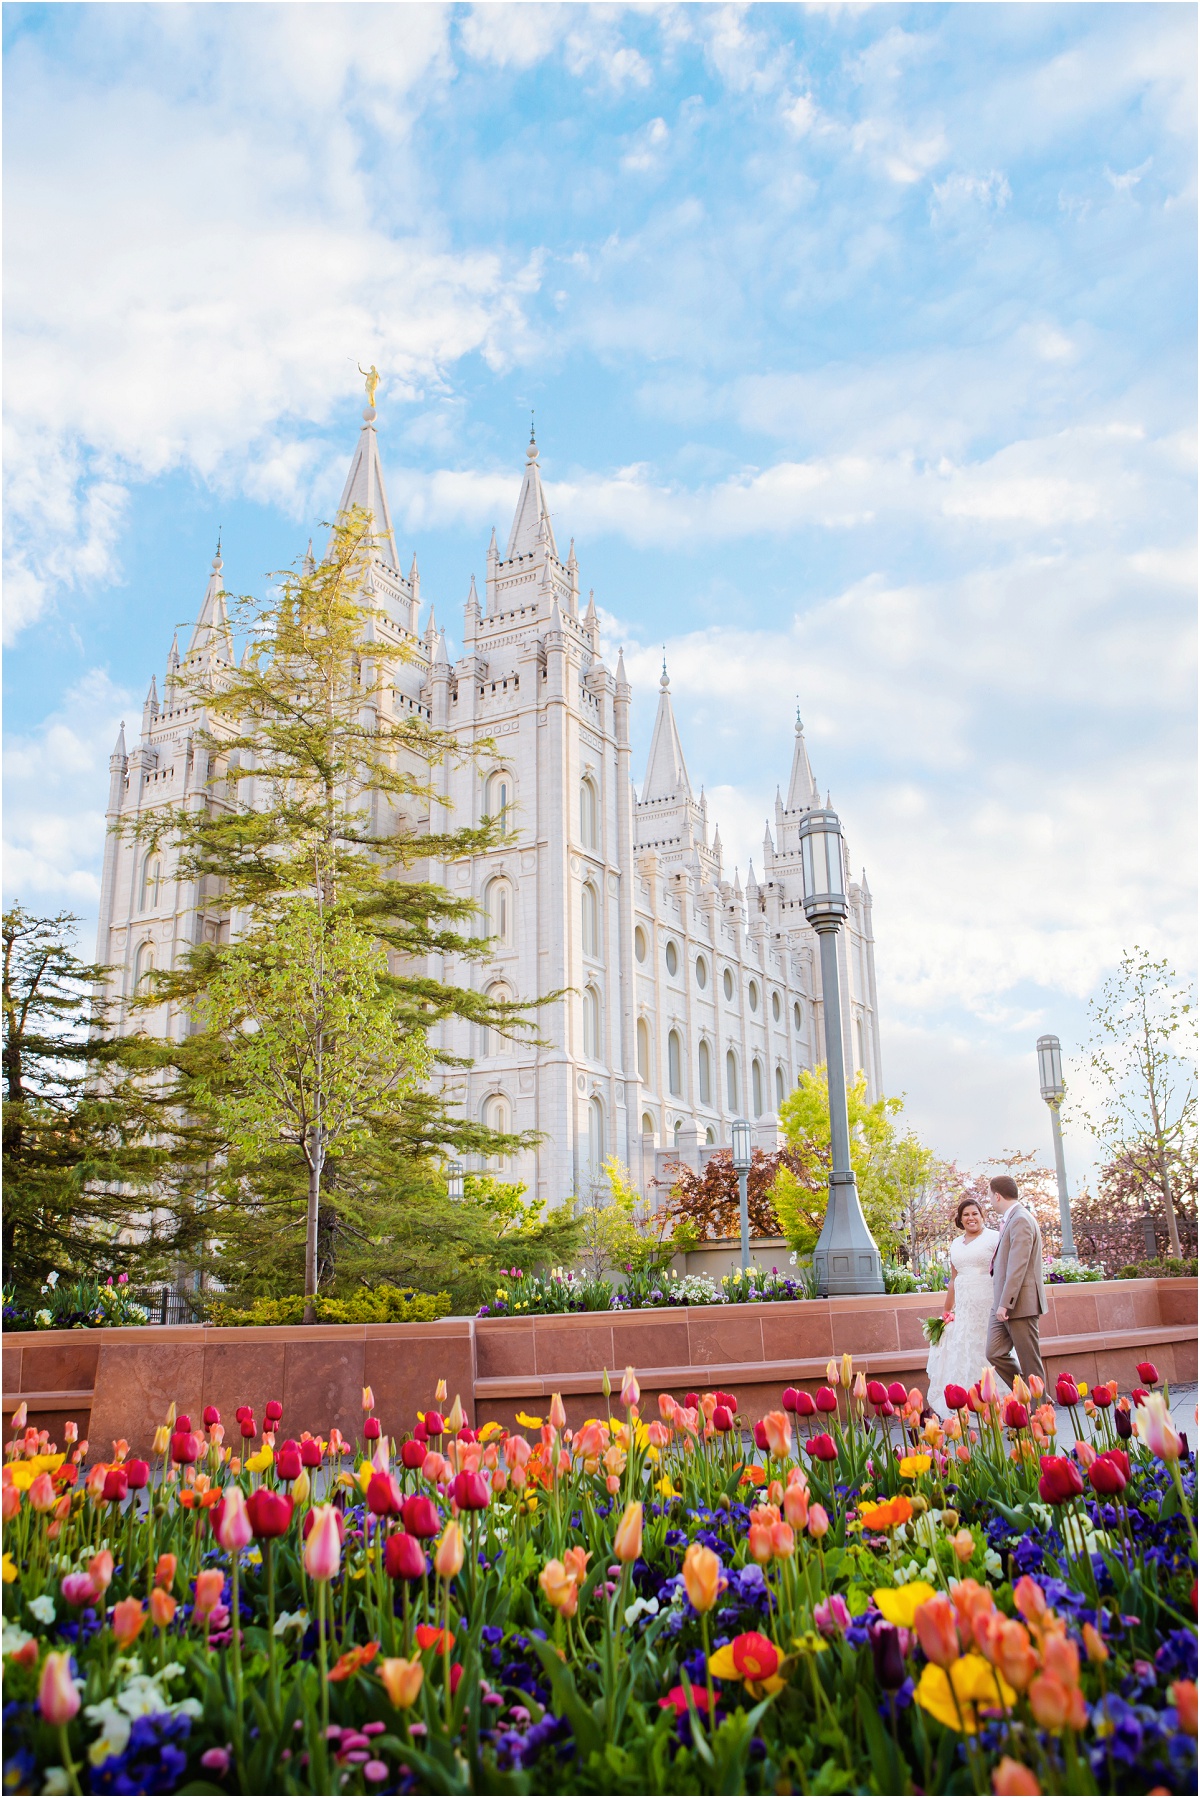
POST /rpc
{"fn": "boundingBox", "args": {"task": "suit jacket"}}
[991,1205,1046,1319]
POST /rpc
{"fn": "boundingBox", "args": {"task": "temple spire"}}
[505,430,557,561]
[640,660,692,803]
[186,546,234,665]
[785,706,819,811]
[335,383,399,569]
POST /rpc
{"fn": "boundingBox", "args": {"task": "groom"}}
[986,1174,1046,1388]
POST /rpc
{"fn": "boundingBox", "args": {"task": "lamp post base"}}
[813,1171,885,1297]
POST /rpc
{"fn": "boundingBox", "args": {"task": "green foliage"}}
[3,1274,151,1332]
[1115,1256,1198,1280]
[773,1066,913,1256]
[206,1285,452,1326]
[575,1157,678,1281]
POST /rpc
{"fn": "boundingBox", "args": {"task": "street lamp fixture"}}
[446,1159,465,1203]
[1035,1035,1076,1260]
[799,807,884,1296]
[731,1118,753,1273]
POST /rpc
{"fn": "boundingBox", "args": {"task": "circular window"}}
[695,955,708,989]
[723,967,734,1001]
[749,980,759,1012]
[794,1000,804,1031]
[665,940,679,977]
[634,926,647,964]
[772,991,781,1023]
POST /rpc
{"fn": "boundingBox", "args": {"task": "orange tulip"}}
[1028,1672,1087,1732]
[154,1554,177,1592]
[434,1520,465,1580]
[761,1410,792,1458]
[996,1621,1039,1692]
[149,1588,177,1629]
[1171,1680,1197,1736]
[193,1569,225,1617]
[913,1594,960,1668]
[1041,1634,1080,1689]
[548,1392,567,1432]
[783,1482,809,1530]
[89,1549,114,1592]
[380,1656,424,1708]
[807,1503,829,1538]
[28,1472,57,1513]
[771,1521,795,1558]
[1082,1623,1109,1665]
[111,1596,146,1647]
[614,1501,643,1564]
[539,1559,580,1616]
[747,1520,775,1565]
[1012,1576,1047,1624]
[992,1757,1042,1795]
[681,1541,723,1613]
[620,1367,641,1409]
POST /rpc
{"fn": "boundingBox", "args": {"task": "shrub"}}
[3,1274,149,1332]
[206,1285,452,1326]
[1115,1256,1198,1280]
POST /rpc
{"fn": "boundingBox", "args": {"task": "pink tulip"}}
[303,1504,343,1580]
[28,1472,57,1512]
[216,1487,253,1554]
[620,1367,640,1408]
[38,1651,80,1726]
[1135,1392,1182,1462]
[61,1573,99,1608]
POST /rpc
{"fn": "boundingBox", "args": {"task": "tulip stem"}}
[229,1555,245,1773]
[265,1540,278,1722]
[700,1610,716,1729]
[57,1725,81,1797]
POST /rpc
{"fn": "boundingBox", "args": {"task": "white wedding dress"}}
[925,1228,1006,1416]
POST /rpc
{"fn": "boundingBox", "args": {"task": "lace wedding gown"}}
[925,1228,1005,1416]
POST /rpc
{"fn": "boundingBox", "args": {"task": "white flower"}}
[893,1559,922,1585]
[84,1700,132,1766]
[46,1271,59,1289]
[35,1310,52,1328]
[273,1608,309,1638]
[623,1594,660,1627]
[2,1619,35,1658]
[28,1594,56,1625]
[983,1549,1004,1578]
[41,1770,71,1796]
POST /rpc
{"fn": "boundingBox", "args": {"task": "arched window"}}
[485,878,512,945]
[723,968,734,1001]
[698,1039,712,1105]
[134,941,155,990]
[665,940,679,977]
[748,980,759,1013]
[673,1118,683,1141]
[484,983,511,1058]
[776,1064,786,1108]
[487,772,512,830]
[484,1093,511,1170]
[726,1049,739,1111]
[583,986,602,1059]
[857,1018,867,1073]
[752,1058,764,1117]
[636,1016,651,1082]
[705,1126,716,1146]
[695,955,708,989]
[794,1000,804,1032]
[772,991,781,1023]
[581,882,600,957]
[641,1111,655,1138]
[587,1096,605,1174]
[140,856,161,912]
[634,926,648,963]
[580,777,599,850]
[667,1029,683,1097]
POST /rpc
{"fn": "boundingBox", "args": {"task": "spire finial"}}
[213,530,223,573]
[661,647,669,689]
[527,411,538,461]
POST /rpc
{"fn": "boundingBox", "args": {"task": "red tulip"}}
[124,1459,150,1489]
[685,1392,700,1409]
[806,1433,837,1462]
[412,1420,428,1443]
[717,1392,739,1415]
[1088,1456,1127,1496]
[1136,1362,1160,1387]
[451,1470,490,1512]
[235,1406,251,1420]
[203,1406,221,1427]
[1004,1400,1029,1429]
[458,1427,477,1444]
[102,1468,128,1503]
[246,1488,294,1539]
[239,1416,256,1440]
[300,1438,323,1468]
[753,1420,769,1451]
[1091,1387,1113,1410]
[265,1400,283,1424]
[944,1385,969,1412]
[886,1382,907,1405]
[401,1494,440,1538]
[423,1411,444,1439]
[170,1430,201,1465]
[364,1418,382,1442]
[176,1415,192,1434]
[866,1380,888,1408]
[1055,1376,1080,1407]
[1037,1455,1085,1505]
[368,1472,404,1518]
[384,1531,426,1581]
[712,1405,734,1432]
[275,1444,302,1482]
[1102,1447,1130,1481]
[302,1505,345,1545]
[1131,1388,1149,1408]
[795,1391,816,1418]
[400,1439,426,1470]
[781,1387,799,1412]
[815,1387,838,1414]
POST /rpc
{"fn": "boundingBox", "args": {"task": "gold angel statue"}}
[358,363,380,408]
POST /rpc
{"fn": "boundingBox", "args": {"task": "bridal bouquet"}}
[922,1309,953,1346]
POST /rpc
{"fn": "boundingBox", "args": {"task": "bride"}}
[925,1198,1004,1415]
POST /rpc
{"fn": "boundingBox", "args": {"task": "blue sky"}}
[4,2,1196,1183]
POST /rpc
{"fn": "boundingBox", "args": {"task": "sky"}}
[4,1,1196,1191]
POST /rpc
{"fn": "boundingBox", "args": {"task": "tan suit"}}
[986,1204,1046,1389]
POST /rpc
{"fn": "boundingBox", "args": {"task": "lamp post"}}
[731,1118,753,1273]
[1036,1035,1076,1260]
[799,807,884,1296]
[446,1159,465,1203]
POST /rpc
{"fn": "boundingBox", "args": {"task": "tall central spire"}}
[641,661,692,803]
[335,382,399,569]
[505,428,557,561]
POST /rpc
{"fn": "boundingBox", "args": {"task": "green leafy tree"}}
[1073,950,1196,1259]
[772,1066,911,1258]
[2,906,182,1295]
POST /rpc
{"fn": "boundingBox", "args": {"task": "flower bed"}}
[2,1354,1196,1795]
[478,1264,809,1317]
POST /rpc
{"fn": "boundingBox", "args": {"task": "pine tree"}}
[129,509,546,1301]
[2,906,186,1295]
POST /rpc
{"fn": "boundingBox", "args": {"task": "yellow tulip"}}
[1,1553,17,1584]
[380,1657,424,1708]
[915,1654,1017,1734]
[872,1582,937,1628]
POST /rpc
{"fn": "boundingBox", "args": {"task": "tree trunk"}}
[303,1134,324,1324]
[1144,1021,1184,1258]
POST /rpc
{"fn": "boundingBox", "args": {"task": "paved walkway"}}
[1052,1382,1197,1447]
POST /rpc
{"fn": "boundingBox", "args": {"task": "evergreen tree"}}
[2,906,184,1295]
[130,509,547,1299]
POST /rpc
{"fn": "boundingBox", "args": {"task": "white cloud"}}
[930,169,1012,220]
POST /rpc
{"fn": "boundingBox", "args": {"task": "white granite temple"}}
[96,399,884,1206]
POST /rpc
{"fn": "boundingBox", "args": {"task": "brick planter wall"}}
[4,1279,1193,1452]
